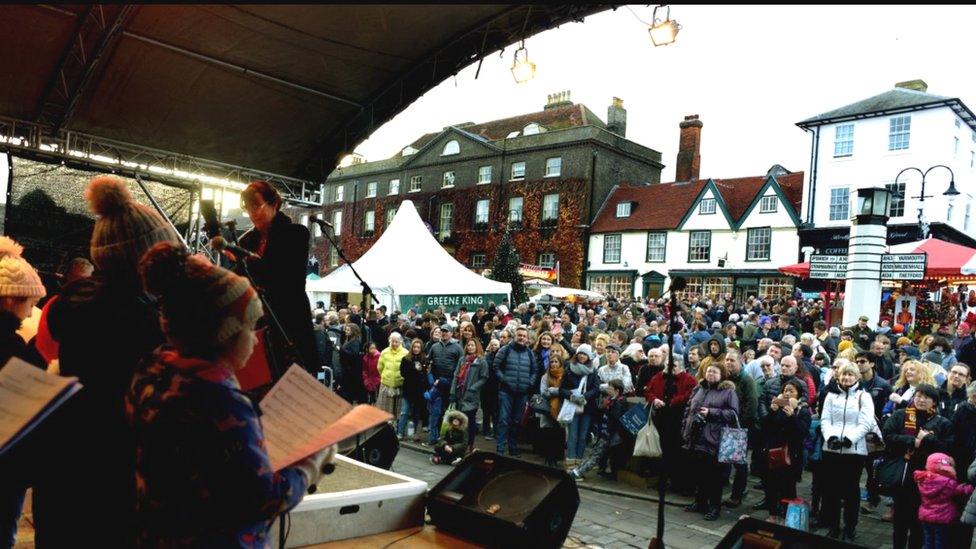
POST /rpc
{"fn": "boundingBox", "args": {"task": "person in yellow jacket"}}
[376,332,409,420]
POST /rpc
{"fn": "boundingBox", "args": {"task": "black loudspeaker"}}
[427,451,579,549]
[716,517,865,549]
[340,423,399,470]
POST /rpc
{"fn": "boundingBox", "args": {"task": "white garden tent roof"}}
[313,200,511,301]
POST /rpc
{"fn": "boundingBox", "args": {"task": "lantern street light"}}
[894,165,960,239]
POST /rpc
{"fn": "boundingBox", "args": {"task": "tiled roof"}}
[591,180,706,233]
[404,103,604,151]
[797,88,952,126]
[591,172,805,233]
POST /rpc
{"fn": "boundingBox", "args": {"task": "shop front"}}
[586,270,639,300]
[668,269,795,302]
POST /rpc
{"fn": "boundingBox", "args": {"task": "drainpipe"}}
[580,150,598,290]
[805,125,821,225]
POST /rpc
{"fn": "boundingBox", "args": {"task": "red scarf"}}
[456,354,475,395]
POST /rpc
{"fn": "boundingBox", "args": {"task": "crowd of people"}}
[317,292,976,548]
[3,173,976,548]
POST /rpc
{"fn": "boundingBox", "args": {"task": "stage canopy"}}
[779,238,976,281]
[0,5,608,188]
[314,200,510,312]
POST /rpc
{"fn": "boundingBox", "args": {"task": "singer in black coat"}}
[237,210,318,377]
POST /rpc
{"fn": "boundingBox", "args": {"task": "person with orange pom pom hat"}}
[28,175,183,547]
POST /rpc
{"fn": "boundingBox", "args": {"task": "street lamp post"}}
[894,165,961,239]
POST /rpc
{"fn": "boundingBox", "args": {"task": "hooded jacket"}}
[681,379,740,456]
[440,409,469,453]
[698,334,727,374]
[914,468,973,524]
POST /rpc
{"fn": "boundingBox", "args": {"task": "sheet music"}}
[261,364,392,471]
[0,357,80,455]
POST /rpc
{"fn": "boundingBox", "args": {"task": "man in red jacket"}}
[645,357,698,494]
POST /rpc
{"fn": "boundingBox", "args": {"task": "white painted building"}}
[796,79,976,258]
[586,170,803,301]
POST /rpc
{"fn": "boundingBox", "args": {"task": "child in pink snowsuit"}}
[913,452,974,549]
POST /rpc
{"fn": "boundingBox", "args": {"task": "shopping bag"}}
[717,414,748,465]
[620,402,650,436]
[633,408,662,458]
[784,499,810,531]
[557,399,578,424]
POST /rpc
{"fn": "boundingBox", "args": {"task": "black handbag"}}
[529,393,553,415]
[877,457,909,496]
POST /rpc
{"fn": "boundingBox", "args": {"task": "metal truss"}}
[0,114,324,206]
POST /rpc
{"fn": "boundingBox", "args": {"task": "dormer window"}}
[523,123,544,136]
[616,202,632,217]
[441,140,460,156]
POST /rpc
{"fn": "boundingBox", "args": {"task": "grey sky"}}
[352,5,976,183]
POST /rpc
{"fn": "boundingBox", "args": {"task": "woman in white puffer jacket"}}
[818,361,878,541]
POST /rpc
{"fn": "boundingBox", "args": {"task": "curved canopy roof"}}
[0,5,608,184]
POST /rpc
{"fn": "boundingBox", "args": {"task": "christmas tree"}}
[489,230,528,305]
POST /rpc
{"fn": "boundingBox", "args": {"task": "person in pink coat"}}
[362,342,381,404]
[914,452,974,549]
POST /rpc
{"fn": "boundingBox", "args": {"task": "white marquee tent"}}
[310,200,510,312]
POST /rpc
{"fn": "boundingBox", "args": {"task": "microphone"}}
[210,236,261,261]
[309,215,332,230]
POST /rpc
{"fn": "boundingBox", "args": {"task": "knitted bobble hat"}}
[86,175,181,275]
[0,237,46,298]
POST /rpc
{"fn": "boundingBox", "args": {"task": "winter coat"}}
[597,361,634,394]
[559,363,601,416]
[952,401,976,479]
[681,380,740,457]
[820,384,876,456]
[377,345,408,388]
[728,370,759,429]
[938,381,968,420]
[961,459,976,526]
[238,211,318,372]
[860,374,893,421]
[644,370,698,409]
[439,410,469,454]
[362,351,380,392]
[960,339,976,379]
[429,339,463,381]
[28,276,165,547]
[0,311,45,371]
[125,348,307,547]
[883,408,953,476]
[400,353,429,404]
[450,354,488,412]
[914,470,973,524]
[761,401,812,482]
[697,334,727,374]
[493,342,538,395]
[759,374,808,419]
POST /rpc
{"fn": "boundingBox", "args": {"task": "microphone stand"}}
[320,222,379,325]
[649,276,686,549]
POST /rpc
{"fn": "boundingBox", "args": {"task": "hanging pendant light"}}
[649,5,681,46]
[511,40,536,83]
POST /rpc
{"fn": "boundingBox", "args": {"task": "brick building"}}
[291,92,663,288]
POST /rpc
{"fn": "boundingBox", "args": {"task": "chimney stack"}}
[895,79,928,93]
[545,90,573,110]
[676,114,702,182]
[607,97,626,137]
